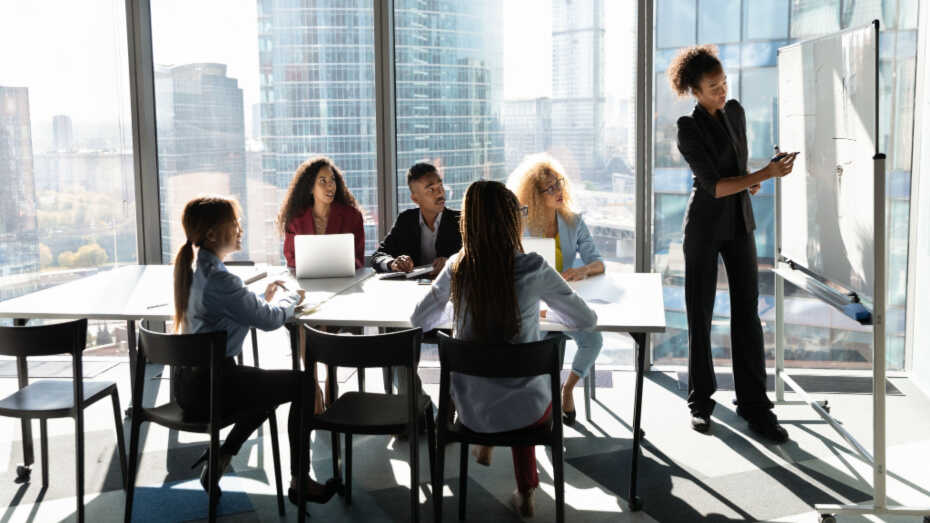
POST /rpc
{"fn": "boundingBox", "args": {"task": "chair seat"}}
[314,392,431,434]
[445,418,554,447]
[0,380,115,418]
[143,402,248,433]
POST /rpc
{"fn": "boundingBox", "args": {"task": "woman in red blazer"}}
[277,156,365,269]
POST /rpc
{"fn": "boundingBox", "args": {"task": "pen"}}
[147,303,168,309]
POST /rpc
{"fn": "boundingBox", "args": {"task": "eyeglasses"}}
[540,178,563,196]
[519,205,529,217]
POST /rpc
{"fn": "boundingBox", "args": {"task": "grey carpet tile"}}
[676,371,903,395]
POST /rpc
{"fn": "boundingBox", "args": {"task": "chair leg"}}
[75,410,85,523]
[357,367,365,392]
[110,390,127,489]
[433,436,446,523]
[590,362,597,400]
[331,430,342,491]
[458,443,468,521]
[208,428,220,522]
[410,420,420,523]
[553,441,565,523]
[267,411,285,516]
[344,433,352,506]
[425,405,436,484]
[39,419,49,489]
[585,374,593,422]
[250,328,260,367]
[124,417,141,523]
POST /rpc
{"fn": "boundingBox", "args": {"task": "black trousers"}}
[683,229,773,417]
[175,358,310,476]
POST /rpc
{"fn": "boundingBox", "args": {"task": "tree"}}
[39,244,53,268]
[58,250,76,267]
[74,243,108,267]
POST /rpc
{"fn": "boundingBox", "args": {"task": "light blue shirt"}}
[410,251,597,433]
[556,212,604,269]
[185,249,300,358]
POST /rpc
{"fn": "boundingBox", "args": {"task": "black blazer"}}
[677,99,756,241]
[370,207,462,271]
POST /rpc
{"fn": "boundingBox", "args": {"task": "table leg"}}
[13,319,34,481]
[629,332,646,511]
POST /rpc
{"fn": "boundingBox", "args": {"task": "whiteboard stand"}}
[775,155,930,521]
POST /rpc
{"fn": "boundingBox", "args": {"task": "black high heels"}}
[191,449,233,496]
[288,478,340,506]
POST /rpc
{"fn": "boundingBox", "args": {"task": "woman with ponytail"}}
[410,181,597,517]
[173,195,338,505]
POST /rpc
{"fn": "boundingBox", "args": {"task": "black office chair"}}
[296,325,435,523]
[0,318,127,523]
[433,332,566,523]
[124,326,286,523]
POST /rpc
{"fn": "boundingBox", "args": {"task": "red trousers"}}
[511,403,552,493]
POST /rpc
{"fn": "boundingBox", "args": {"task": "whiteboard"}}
[777,23,878,300]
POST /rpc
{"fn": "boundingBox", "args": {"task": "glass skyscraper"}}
[0,86,39,290]
[155,63,248,260]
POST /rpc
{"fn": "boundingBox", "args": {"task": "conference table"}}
[0,263,665,511]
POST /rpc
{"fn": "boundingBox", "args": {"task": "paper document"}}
[378,265,433,280]
[568,277,624,304]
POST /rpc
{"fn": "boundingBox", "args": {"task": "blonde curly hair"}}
[508,153,576,237]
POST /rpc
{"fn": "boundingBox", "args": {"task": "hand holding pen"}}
[263,280,306,306]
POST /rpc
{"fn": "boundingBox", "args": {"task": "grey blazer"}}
[676,99,756,241]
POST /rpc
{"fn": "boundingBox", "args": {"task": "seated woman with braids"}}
[172,195,337,506]
[410,181,596,518]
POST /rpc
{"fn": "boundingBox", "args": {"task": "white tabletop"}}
[0,264,374,322]
[0,265,665,334]
[299,272,667,333]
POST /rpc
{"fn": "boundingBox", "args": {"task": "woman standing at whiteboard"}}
[671,44,795,442]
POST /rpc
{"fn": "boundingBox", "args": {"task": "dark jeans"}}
[175,358,310,476]
[683,229,773,418]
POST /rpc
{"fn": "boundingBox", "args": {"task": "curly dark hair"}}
[667,44,722,97]
[276,156,358,235]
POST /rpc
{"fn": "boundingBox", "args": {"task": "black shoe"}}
[746,412,789,444]
[562,409,577,427]
[690,413,711,433]
[192,449,232,497]
[288,478,339,505]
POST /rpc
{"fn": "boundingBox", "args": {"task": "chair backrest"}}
[303,325,422,370]
[437,333,564,380]
[0,318,88,358]
[223,260,255,266]
[137,327,226,368]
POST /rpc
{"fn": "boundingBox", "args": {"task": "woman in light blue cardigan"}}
[511,154,606,426]
[410,180,596,517]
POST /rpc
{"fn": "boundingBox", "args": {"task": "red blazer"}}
[283,202,365,269]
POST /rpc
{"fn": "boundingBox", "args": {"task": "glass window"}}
[151,0,379,263]
[699,0,741,44]
[0,0,138,353]
[743,0,789,40]
[393,0,638,364]
[657,0,696,49]
[652,0,916,370]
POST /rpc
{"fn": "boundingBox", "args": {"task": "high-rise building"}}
[155,63,248,260]
[0,86,40,284]
[52,114,74,152]
[257,0,505,259]
[503,97,551,175]
[551,0,605,183]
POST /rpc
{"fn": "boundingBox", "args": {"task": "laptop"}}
[294,234,356,279]
[522,237,556,269]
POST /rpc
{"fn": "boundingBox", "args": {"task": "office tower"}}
[155,63,248,259]
[52,114,74,152]
[551,0,605,183]
[0,87,40,277]
[257,0,505,257]
[503,97,552,175]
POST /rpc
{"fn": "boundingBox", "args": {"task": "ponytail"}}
[173,196,240,332]
[173,240,194,332]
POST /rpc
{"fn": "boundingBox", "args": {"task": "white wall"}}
[909,3,930,397]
